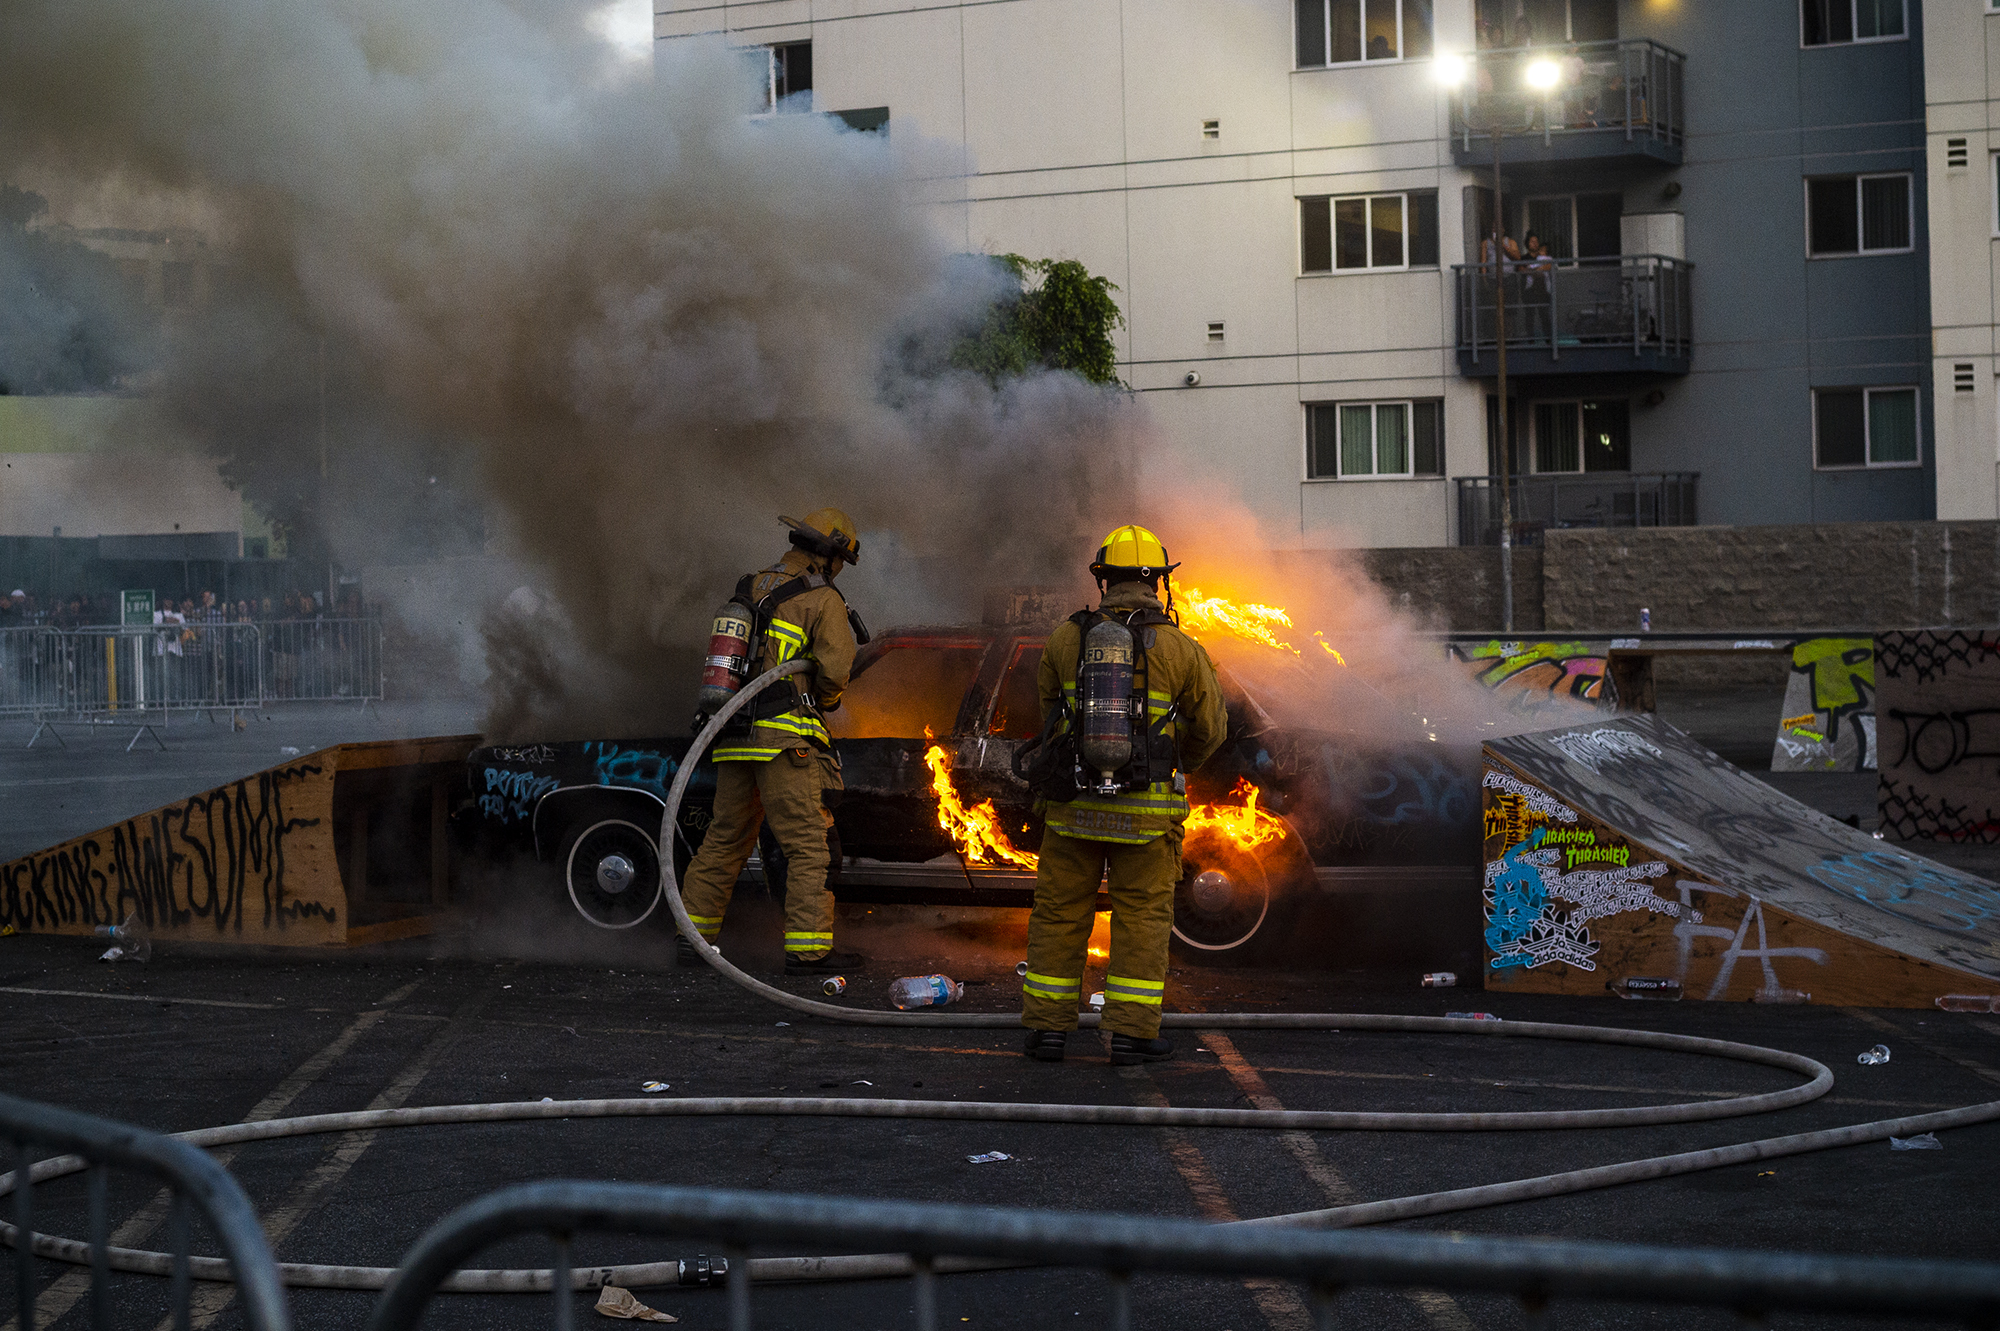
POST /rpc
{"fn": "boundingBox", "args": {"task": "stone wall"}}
[1541,522,2000,632]
[1344,522,2000,636]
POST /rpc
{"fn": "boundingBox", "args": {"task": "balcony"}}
[1449,39,1684,167]
[1453,254,1691,377]
[1455,473,1698,547]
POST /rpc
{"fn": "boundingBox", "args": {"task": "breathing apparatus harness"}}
[1012,603,1184,802]
[694,567,869,736]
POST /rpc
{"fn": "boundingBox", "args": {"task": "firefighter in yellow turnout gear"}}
[681,509,867,976]
[1020,525,1227,1064]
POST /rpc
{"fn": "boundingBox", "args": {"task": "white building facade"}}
[659,0,1479,549]
[1923,0,2000,521]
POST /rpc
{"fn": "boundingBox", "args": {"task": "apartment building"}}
[656,1,1937,548]
[1924,0,2000,521]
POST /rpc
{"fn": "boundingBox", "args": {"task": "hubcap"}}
[1188,869,1235,915]
[596,854,635,895]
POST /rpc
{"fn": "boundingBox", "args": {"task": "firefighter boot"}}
[785,949,868,976]
[1023,1030,1067,1062]
[1109,1033,1174,1065]
[675,934,712,970]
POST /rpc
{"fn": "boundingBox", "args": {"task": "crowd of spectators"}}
[0,588,371,628]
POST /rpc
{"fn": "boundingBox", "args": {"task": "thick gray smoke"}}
[0,0,1134,739]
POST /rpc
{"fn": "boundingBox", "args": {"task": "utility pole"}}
[1442,52,1553,636]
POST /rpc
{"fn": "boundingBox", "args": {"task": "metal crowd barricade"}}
[362,1180,2000,1331]
[0,619,384,746]
[0,1091,291,1331]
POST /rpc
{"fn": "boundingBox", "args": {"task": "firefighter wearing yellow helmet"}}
[1015,524,1227,1064]
[681,508,868,975]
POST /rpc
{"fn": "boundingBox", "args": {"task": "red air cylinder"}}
[698,599,756,714]
[1078,618,1135,793]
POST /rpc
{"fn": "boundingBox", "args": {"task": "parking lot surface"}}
[4,689,1998,1330]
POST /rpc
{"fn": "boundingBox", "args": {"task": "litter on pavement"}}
[1890,1133,1942,1150]
[966,1151,1013,1164]
[641,1081,670,1093]
[594,1286,676,1321]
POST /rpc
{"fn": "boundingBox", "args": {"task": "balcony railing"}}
[1451,38,1684,164]
[1453,254,1692,376]
[1455,472,1698,547]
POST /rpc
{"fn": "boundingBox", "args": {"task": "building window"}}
[762,41,812,112]
[1801,0,1905,45]
[1475,0,1616,47]
[1530,401,1631,473]
[1296,0,1432,67]
[1814,386,1920,468]
[1805,174,1912,256]
[1300,191,1439,272]
[1521,193,1623,259]
[1307,400,1444,478]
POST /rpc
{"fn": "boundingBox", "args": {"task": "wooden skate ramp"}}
[1482,715,2000,1008]
[0,736,479,947]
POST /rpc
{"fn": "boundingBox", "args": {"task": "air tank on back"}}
[1078,618,1135,793]
[697,598,756,715]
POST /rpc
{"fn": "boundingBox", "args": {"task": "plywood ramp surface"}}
[1483,716,2000,1008]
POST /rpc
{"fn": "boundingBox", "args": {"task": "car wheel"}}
[1171,842,1272,954]
[563,819,664,929]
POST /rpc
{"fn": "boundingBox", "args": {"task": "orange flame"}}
[1184,778,1287,850]
[1179,586,1347,666]
[924,732,1039,869]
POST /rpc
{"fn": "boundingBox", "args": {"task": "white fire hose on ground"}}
[6,663,1997,1293]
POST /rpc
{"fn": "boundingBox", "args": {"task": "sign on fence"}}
[121,589,154,628]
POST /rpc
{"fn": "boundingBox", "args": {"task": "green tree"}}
[951,254,1126,389]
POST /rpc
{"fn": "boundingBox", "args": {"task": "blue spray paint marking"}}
[1485,829,1551,969]
[1807,850,2000,931]
[582,743,680,800]
[480,768,560,822]
[1357,755,1475,826]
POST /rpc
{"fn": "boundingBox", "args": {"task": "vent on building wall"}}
[1202,120,1220,140]
[1206,321,1225,342]
[1955,363,1976,393]
[1948,138,1969,171]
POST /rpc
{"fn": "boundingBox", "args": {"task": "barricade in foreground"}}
[364,1179,2000,1331]
[0,1091,291,1331]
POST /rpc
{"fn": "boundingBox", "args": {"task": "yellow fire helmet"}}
[781,507,862,564]
[1089,524,1180,584]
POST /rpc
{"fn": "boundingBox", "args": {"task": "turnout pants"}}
[1022,826,1183,1039]
[681,747,838,961]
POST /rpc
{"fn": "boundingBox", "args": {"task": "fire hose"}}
[6,662,1997,1293]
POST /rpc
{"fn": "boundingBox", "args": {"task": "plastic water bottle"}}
[1936,994,1999,1013]
[1856,1043,1890,1066]
[887,975,963,1010]
[1420,972,1456,988]
[94,913,151,964]
[1639,607,1652,633]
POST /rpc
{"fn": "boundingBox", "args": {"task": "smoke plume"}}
[0,0,1134,738]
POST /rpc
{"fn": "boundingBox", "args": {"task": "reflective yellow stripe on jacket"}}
[716,611,829,761]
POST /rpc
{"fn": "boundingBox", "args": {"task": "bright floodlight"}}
[1524,59,1560,90]
[1434,53,1469,86]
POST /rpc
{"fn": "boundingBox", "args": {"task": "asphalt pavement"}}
[3,687,1998,1331]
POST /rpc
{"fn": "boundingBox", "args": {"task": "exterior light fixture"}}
[1524,59,1560,91]
[1433,53,1469,87]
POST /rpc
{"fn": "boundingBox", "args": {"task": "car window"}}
[826,644,987,739]
[989,643,1046,739]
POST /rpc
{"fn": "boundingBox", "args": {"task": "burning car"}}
[466,609,1481,958]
